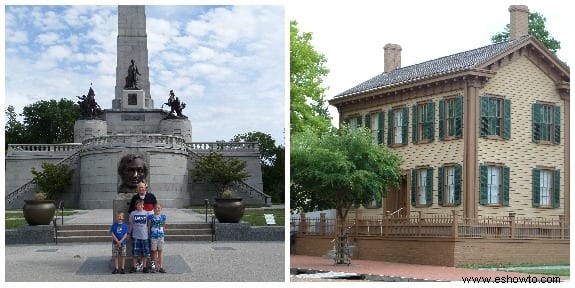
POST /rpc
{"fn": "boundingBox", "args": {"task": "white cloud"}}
[4,5,285,145]
[36,32,60,45]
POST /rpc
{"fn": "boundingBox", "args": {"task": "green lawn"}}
[5,209,78,229]
[190,207,285,226]
[460,263,570,276]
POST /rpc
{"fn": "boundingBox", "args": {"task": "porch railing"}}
[292,211,569,240]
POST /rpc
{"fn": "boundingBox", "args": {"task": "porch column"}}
[463,78,482,219]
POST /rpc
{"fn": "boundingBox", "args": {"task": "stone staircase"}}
[55,223,213,243]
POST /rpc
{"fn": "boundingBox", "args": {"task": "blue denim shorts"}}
[132,238,150,257]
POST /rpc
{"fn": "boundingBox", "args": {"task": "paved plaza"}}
[5,208,285,282]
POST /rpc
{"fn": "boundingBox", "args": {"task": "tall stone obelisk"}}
[113,5,154,110]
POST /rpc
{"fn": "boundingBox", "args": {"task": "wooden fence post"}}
[559,215,565,240]
[451,210,458,239]
[417,211,423,236]
[320,212,326,235]
[299,213,307,234]
[508,212,516,238]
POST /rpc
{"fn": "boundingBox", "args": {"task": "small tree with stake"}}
[291,127,402,264]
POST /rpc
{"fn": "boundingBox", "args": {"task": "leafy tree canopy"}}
[290,20,332,135]
[231,131,285,203]
[491,11,561,53]
[291,127,403,223]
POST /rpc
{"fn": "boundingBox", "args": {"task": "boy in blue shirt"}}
[129,199,151,273]
[110,211,129,274]
[149,203,167,273]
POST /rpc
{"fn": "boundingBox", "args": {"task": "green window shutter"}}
[503,99,511,140]
[532,168,540,207]
[353,200,361,209]
[439,100,445,140]
[479,164,488,205]
[402,107,409,144]
[356,115,362,129]
[411,169,416,207]
[427,102,435,141]
[454,164,462,205]
[412,105,418,143]
[387,109,393,147]
[376,198,382,208]
[426,167,433,206]
[553,106,561,144]
[455,96,463,138]
[365,114,371,129]
[503,166,510,206]
[378,111,385,144]
[480,96,489,137]
[532,103,541,143]
[437,166,444,206]
[553,169,560,208]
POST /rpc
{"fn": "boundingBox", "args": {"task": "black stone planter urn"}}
[23,200,56,226]
[213,198,245,223]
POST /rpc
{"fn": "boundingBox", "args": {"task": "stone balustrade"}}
[188,142,259,152]
[7,143,82,154]
[7,137,259,155]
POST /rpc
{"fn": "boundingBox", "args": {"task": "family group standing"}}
[110,182,167,274]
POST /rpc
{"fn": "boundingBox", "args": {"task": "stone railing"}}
[188,142,259,152]
[82,134,187,150]
[231,180,271,205]
[7,144,82,155]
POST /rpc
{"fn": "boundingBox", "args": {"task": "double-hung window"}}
[411,167,433,207]
[367,112,384,144]
[480,96,511,139]
[533,102,560,144]
[387,107,408,146]
[438,164,462,206]
[412,102,435,143]
[439,96,463,139]
[532,168,560,208]
[479,164,510,206]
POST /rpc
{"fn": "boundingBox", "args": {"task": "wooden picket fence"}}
[293,211,569,240]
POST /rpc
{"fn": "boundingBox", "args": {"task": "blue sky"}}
[4,5,285,144]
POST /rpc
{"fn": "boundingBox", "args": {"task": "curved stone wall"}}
[159,118,192,143]
[74,120,108,143]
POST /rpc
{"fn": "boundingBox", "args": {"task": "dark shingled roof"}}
[334,35,532,98]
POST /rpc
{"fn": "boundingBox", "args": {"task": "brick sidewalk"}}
[291,255,569,282]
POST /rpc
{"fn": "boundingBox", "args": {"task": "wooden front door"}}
[383,176,408,217]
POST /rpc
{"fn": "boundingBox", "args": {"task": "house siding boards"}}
[337,48,567,220]
[477,55,564,217]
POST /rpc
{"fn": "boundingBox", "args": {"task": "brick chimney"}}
[509,5,529,40]
[383,43,402,72]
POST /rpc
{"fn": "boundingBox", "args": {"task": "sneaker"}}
[151,261,156,271]
[112,268,119,274]
[120,268,125,274]
[136,262,143,272]
[158,268,166,273]
[129,267,136,273]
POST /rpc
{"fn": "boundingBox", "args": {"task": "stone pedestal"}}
[122,90,146,110]
[113,193,133,221]
[74,119,107,143]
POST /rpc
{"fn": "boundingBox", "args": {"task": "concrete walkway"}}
[5,209,285,282]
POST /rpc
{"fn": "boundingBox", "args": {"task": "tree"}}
[291,127,403,232]
[191,152,250,197]
[22,99,80,144]
[5,105,29,147]
[231,131,285,203]
[290,20,332,135]
[491,11,561,53]
[31,162,74,200]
